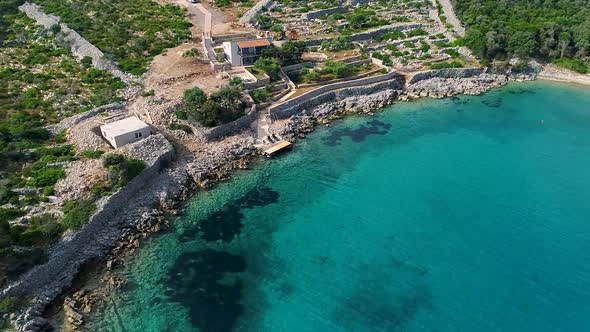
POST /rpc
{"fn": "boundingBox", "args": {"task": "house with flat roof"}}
[100,117,152,149]
[223,37,272,66]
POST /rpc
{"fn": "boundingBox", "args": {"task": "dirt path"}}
[436,0,465,37]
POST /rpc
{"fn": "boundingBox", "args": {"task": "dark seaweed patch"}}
[332,262,431,331]
[324,119,392,146]
[481,97,503,108]
[451,96,467,105]
[163,249,246,332]
[507,87,536,95]
[179,187,279,243]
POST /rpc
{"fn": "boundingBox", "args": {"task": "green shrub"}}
[446,49,461,59]
[61,199,96,230]
[552,58,588,74]
[255,57,281,80]
[182,48,200,57]
[82,150,104,159]
[184,85,245,127]
[512,60,530,73]
[0,208,24,223]
[102,153,126,168]
[0,296,20,314]
[174,110,188,120]
[430,61,464,69]
[406,28,429,37]
[125,159,146,180]
[323,61,352,78]
[140,89,155,97]
[169,123,192,133]
[321,36,354,51]
[250,86,272,103]
[28,167,65,187]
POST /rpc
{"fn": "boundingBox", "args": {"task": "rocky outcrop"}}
[408,68,486,84]
[406,74,508,98]
[277,88,400,138]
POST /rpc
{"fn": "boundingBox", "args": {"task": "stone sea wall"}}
[19,2,131,83]
[270,71,404,118]
[202,107,258,141]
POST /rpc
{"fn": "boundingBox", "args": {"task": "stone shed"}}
[100,116,153,149]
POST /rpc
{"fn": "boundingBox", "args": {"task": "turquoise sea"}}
[93,81,590,332]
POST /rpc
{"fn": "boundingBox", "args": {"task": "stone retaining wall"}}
[282,62,314,72]
[19,2,131,83]
[239,0,274,25]
[304,23,424,47]
[408,67,485,84]
[270,71,404,118]
[274,78,404,119]
[304,6,348,20]
[202,106,258,141]
[46,103,124,134]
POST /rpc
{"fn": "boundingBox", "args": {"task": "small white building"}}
[100,117,152,149]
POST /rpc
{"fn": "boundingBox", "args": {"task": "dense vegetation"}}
[35,0,192,74]
[325,7,389,34]
[184,82,246,127]
[453,0,590,72]
[254,40,307,80]
[0,0,25,43]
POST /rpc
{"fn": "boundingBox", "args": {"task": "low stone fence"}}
[303,23,425,47]
[242,68,271,90]
[0,134,174,302]
[304,6,348,20]
[239,0,274,26]
[282,62,315,72]
[270,71,404,119]
[19,2,131,83]
[46,102,124,134]
[297,67,384,89]
[408,67,485,84]
[202,106,258,141]
[211,32,256,44]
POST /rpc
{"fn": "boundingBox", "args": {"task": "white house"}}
[100,117,152,149]
[223,36,272,66]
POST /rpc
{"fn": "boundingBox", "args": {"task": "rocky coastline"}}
[1,69,530,331]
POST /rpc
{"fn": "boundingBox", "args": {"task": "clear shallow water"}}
[94,81,590,332]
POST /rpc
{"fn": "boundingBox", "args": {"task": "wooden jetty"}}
[263,140,292,156]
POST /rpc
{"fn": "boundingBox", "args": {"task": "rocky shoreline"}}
[1,69,528,331]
